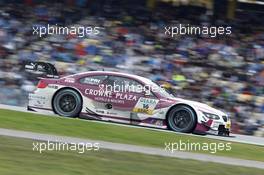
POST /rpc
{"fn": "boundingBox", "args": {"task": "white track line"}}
[0,104,263,146]
[0,128,263,169]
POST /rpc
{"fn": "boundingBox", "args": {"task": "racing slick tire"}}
[167,105,197,133]
[53,89,82,117]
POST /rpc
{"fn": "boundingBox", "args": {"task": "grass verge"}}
[0,109,263,161]
[0,136,263,175]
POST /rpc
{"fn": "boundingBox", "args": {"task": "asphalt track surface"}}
[0,104,263,146]
[0,128,264,169]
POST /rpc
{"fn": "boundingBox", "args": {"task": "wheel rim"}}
[171,109,192,130]
[58,94,77,113]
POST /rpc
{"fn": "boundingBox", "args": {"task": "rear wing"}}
[24,61,59,78]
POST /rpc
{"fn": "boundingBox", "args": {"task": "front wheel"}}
[53,89,82,117]
[167,105,196,133]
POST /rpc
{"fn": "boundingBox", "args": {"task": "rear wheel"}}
[53,89,82,117]
[167,105,196,133]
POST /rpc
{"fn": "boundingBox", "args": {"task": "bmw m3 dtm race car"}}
[26,62,231,136]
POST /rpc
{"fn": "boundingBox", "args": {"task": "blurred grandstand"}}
[0,0,263,136]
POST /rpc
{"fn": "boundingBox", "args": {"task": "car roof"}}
[68,71,152,84]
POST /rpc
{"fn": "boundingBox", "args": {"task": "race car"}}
[26,62,231,136]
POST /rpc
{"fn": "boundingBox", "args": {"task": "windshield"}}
[144,79,173,98]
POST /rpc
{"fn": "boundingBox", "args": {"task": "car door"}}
[102,75,159,124]
[78,74,159,124]
[78,75,110,116]
[99,75,143,122]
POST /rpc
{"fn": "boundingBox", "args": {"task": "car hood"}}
[170,97,226,116]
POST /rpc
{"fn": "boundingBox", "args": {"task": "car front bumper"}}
[195,119,231,136]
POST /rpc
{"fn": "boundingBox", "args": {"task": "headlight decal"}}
[222,115,228,122]
[203,112,220,120]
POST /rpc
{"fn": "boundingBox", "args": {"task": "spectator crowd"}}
[0,1,263,136]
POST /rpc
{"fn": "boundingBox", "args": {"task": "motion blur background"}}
[0,0,263,136]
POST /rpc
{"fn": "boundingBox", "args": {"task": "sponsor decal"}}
[48,85,58,89]
[94,97,125,104]
[106,111,118,115]
[85,89,112,97]
[115,93,137,101]
[212,121,221,128]
[25,63,45,73]
[64,78,75,83]
[225,121,231,129]
[95,110,105,114]
[149,119,164,126]
[155,120,164,126]
[88,78,101,84]
[29,95,46,100]
[84,88,137,104]
[25,62,36,69]
[133,97,159,115]
[29,94,47,108]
